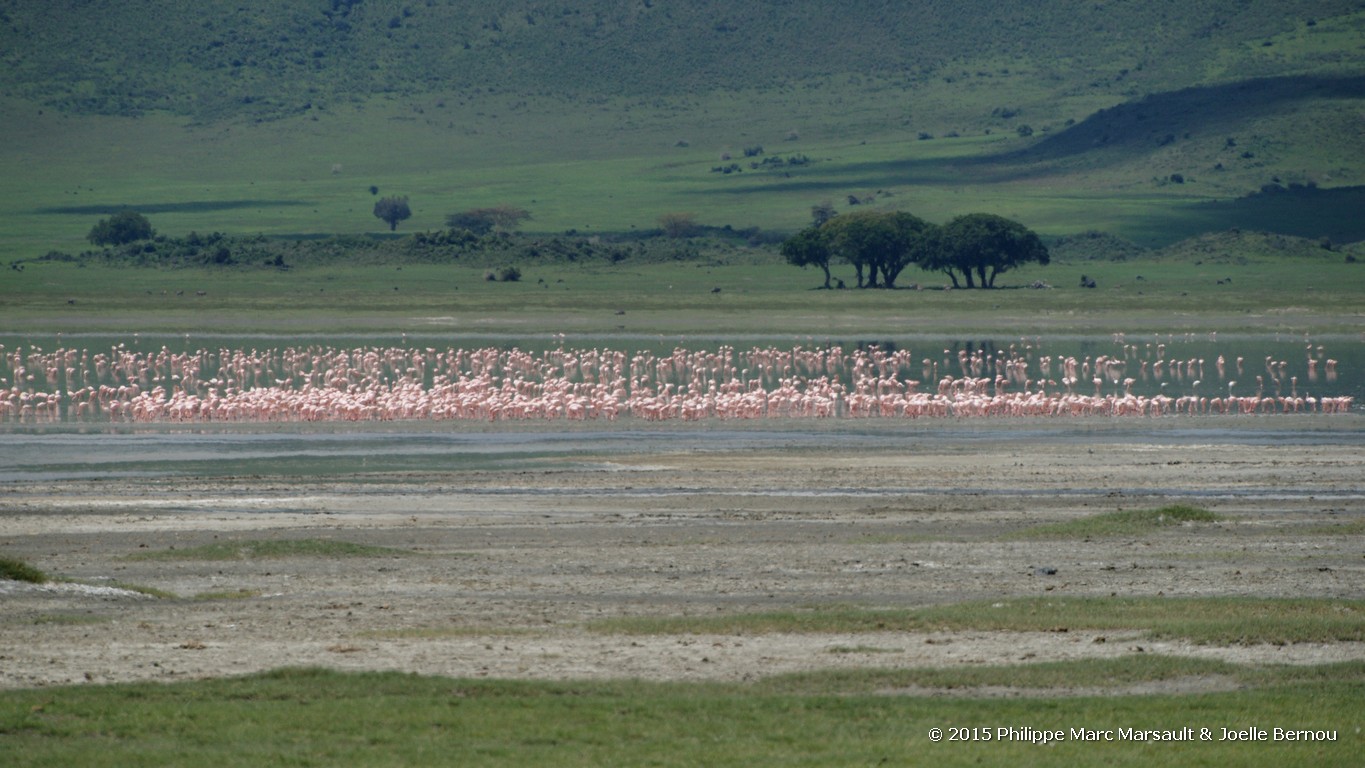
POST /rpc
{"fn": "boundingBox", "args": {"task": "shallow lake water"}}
[1,332,1359,424]
[2,419,1362,488]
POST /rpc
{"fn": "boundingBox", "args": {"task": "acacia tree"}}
[820,210,935,288]
[878,211,936,287]
[373,195,412,231]
[780,225,834,289]
[929,213,1049,288]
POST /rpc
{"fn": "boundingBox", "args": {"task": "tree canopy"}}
[820,210,935,288]
[87,210,154,246]
[446,205,531,235]
[929,213,1050,288]
[780,226,834,289]
[373,196,412,231]
[781,209,1049,290]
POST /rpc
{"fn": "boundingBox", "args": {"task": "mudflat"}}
[2,418,1362,691]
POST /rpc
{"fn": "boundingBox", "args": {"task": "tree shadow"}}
[723,74,1365,193]
[1126,184,1365,246]
[1001,74,1365,164]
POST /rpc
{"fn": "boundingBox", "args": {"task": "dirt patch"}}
[2,424,1362,691]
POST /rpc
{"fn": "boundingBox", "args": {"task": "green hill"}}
[3,1,1357,121]
[1,1,1363,259]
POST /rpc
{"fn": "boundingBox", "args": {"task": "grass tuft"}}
[1010,504,1223,540]
[590,597,1365,645]
[125,538,411,562]
[828,645,901,655]
[0,555,48,584]
[193,588,263,601]
[758,655,1247,695]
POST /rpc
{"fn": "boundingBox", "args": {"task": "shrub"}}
[88,210,154,246]
[446,205,530,235]
[657,212,698,239]
[1,555,48,583]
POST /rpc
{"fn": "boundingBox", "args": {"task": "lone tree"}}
[780,225,834,289]
[87,210,154,246]
[820,210,935,288]
[373,196,412,231]
[929,213,1049,288]
[446,204,531,235]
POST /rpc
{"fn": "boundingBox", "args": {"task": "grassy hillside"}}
[3,1,1357,121]
[0,1,1362,263]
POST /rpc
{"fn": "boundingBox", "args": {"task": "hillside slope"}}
[1,1,1363,255]
[2,1,1358,121]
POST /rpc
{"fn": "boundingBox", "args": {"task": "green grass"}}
[4,244,1363,335]
[0,555,175,596]
[1,664,1360,767]
[5,95,1361,263]
[5,1,1351,123]
[2,3,1361,274]
[590,597,1365,645]
[124,538,412,562]
[1299,518,1365,536]
[1011,505,1224,540]
[0,555,48,584]
[755,655,1312,694]
[192,588,264,601]
[827,644,901,654]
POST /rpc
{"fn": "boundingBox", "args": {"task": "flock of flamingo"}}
[0,338,1353,424]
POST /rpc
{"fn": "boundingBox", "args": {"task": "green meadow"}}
[4,66,1362,338]
[3,4,1363,341]
[1,661,1360,767]
[3,1,1363,264]
[5,243,1360,335]
[6,82,1364,260]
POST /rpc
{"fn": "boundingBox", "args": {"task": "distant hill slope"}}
[2,1,1359,121]
[953,73,1365,199]
[3,1,1363,254]
[1014,75,1365,164]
